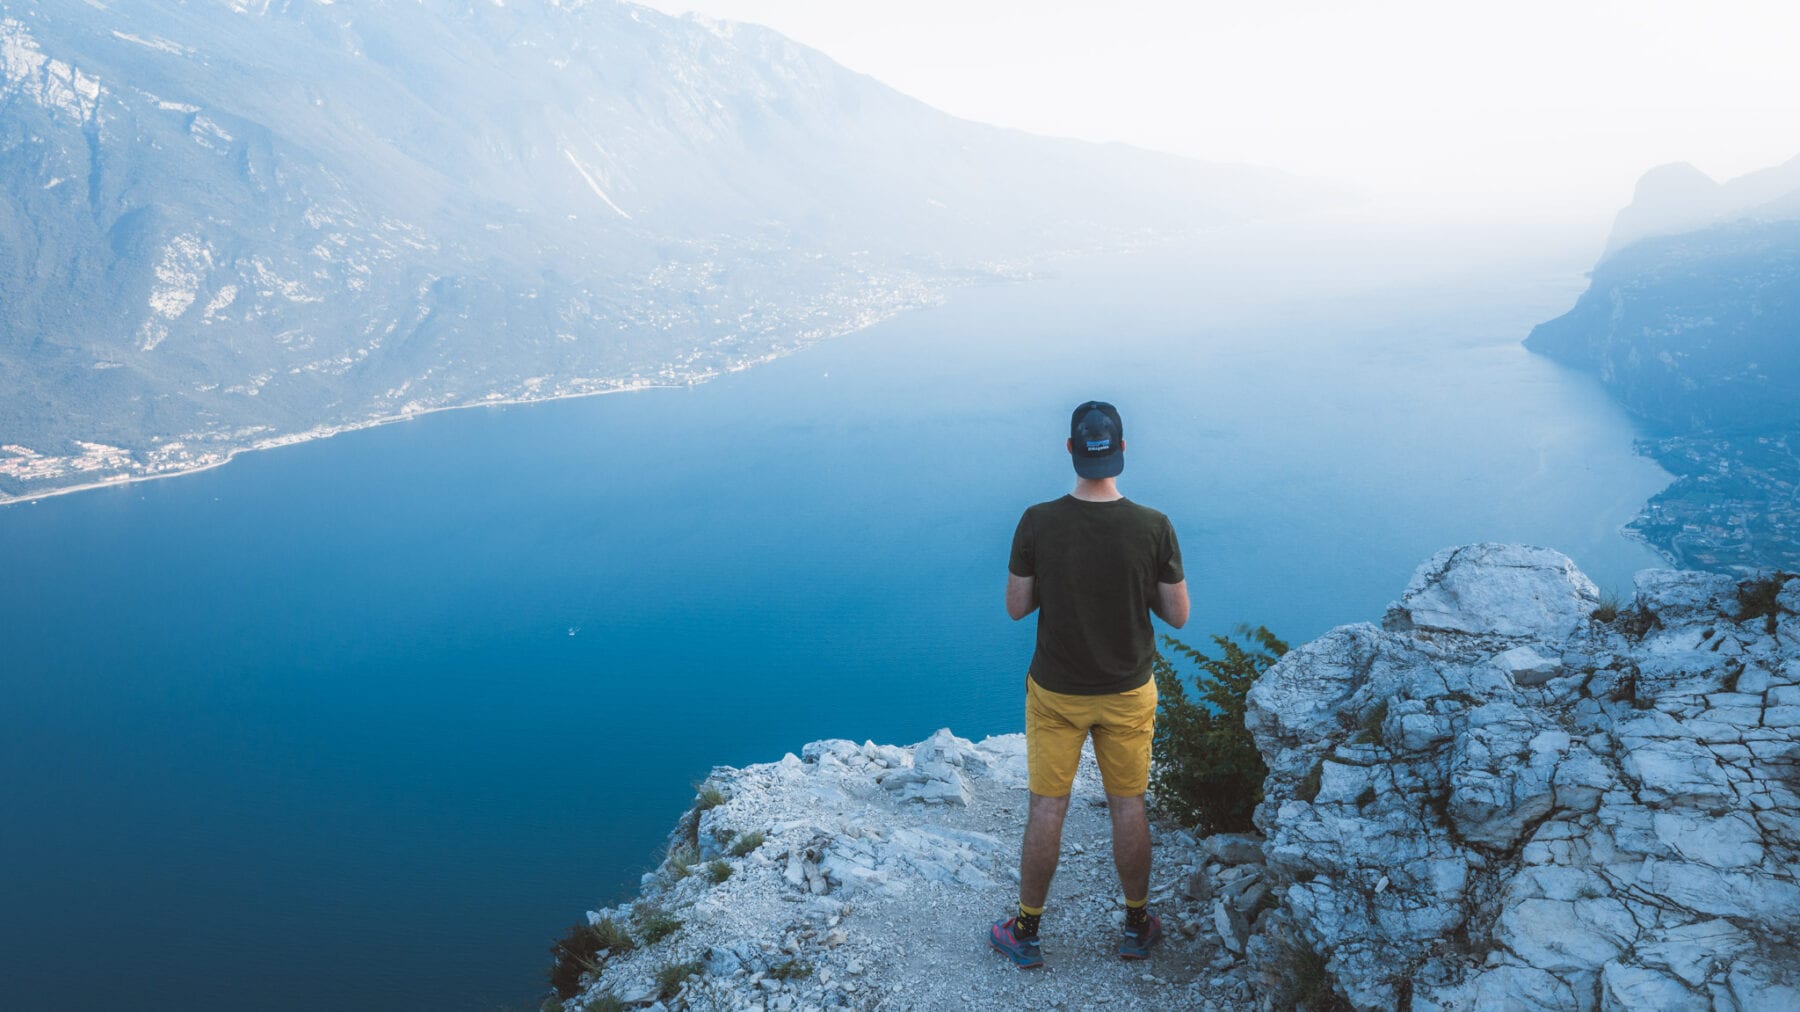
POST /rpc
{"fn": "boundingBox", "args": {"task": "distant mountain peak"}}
[1630,160,1716,200]
[1606,152,1800,257]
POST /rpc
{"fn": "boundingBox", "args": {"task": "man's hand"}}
[1006,573,1038,620]
[1151,579,1189,629]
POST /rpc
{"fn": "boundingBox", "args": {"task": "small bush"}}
[548,922,603,1000]
[727,831,766,858]
[590,916,634,954]
[695,782,727,810]
[706,859,732,883]
[1352,699,1389,746]
[1592,589,1623,624]
[767,958,812,980]
[635,905,683,945]
[1151,626,1287,833]
[667,843,699,879]
[654,959,704,1000]
[582,995,626,1012]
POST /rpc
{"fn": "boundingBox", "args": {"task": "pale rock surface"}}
[557,543,1799,1010]
[1245,543,1800,1010]
[563,730,1246,1010]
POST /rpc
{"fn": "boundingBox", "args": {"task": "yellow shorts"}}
[1024,674,1158,798]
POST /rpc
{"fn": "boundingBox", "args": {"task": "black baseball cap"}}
[1069,400,1124,479]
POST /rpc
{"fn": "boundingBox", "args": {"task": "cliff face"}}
[1523,217,1800,436]
[1523,156,1800,572]
[553,545,1799,1011]
[1245,544,1799,1010]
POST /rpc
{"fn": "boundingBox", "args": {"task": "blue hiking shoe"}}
[1118,913,1162,960]
[989,917,1044,969]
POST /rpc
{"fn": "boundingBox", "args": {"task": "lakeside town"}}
[1629,431,1800,573]
[0,269,958,505]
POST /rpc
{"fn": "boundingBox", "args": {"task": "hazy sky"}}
[639,0,1800,214]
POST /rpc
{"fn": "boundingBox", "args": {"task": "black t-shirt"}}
[1008,495,1185,695]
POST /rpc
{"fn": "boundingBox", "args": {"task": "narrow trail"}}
[567,733,1251,1011]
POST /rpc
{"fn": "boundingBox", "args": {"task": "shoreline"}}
[0,232,1246,512]
[0,285,968,510]
[0,379,697,509]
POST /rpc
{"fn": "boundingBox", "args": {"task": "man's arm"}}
[1006,573,1039,620]
[1151,579,1189,629]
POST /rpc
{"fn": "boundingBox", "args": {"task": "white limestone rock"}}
[1493,644,1561,686]
[1202,833,1266,866]
[1244,544,1800,1011]
[875,728,984,806]
[1213,898,1249,954]
[1383,543,1599,640]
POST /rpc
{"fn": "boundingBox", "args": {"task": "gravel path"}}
[565,732,1251,1011]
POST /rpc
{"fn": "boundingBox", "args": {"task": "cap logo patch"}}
[1085,439,1111,452]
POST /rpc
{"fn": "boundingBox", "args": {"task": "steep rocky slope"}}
[550,544,1798,1010]
[1525,217,1800,435]
[1245,544,1798,1010]
[0,0,1313,500]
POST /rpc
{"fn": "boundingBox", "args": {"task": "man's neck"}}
[1071,477,1123,502]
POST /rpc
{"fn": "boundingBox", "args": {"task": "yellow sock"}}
[1015,903,1044,937]
[1125,896,1149,930]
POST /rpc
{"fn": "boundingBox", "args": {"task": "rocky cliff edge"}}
[1245,543,1799,1010]
[558,544,1799,1011]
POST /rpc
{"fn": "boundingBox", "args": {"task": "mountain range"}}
[0,0,1317,500]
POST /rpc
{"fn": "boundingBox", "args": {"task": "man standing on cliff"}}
[988,400,1189,969]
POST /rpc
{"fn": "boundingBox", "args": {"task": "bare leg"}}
[1019,792,1071,909]
[1107,792,1151,903]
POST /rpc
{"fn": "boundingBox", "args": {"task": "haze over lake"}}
[0,220,1669,1009]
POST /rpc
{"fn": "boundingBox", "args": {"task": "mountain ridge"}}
[0,0,1320,502]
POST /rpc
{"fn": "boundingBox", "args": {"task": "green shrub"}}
[767,958,812,980]
[727,831,765,858]
[547,921,604,1000]
[666,843,699,879]
[654,960,704,1000]
[634,905,683,945]
[590,916,633,954]
[695,782,727,811]
[581,995,626,1012]
[1592,589,1623,624]
[1150,626,1286,833]
[706,859,732,883]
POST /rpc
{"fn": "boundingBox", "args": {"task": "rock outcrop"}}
[555,543,1799,1010]
[560,730,1246,1011]
[1245,543,1800,1010]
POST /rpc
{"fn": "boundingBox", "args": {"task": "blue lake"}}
[0,225,1668,1009]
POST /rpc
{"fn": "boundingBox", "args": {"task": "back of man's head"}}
[1069,401,1124,479]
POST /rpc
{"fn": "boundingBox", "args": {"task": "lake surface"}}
[0,221,1668,1009]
